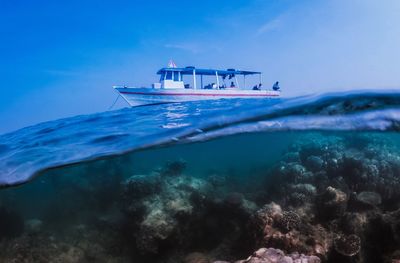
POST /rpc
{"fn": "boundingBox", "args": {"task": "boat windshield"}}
[160,71,181,82]
[173,72,180,81]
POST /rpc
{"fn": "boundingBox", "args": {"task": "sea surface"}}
[1,90,400,262]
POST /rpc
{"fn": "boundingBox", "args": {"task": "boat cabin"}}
[154,66,262,90]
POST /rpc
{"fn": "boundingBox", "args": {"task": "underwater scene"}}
[1,91,400,263]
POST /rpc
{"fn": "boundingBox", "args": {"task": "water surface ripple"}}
[1,90,400,187]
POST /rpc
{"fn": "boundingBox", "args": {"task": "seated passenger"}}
[230,81,236,88]
[272,81,280,91]
[253,85,260,90]
[205,83,217,89]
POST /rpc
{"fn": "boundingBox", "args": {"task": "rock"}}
[305,156,324,172]
[122,174,161,199]
[282,152,300,163]
[389,209,400,243]
[356,191,381,206]
[333,234,361,257]
[57,247,85,262]
[207,174,227,188]
[136,206,176,252]
[338,212,368,235]
[299,143,326,164]
[389,250,400,262]
[161,159,187,177]
[232,248,320,263]
[290,184,316,196]
[317,186,347,221]
[252,248,269,257]
[263,248,287,261]
[184,252,210,263]
[224,192,244,207]
[280,163,308,183]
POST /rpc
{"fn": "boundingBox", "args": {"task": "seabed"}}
[1,131,400,262]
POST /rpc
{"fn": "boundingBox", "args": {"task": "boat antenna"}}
[168,59,177,68]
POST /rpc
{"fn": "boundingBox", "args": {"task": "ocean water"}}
[1,90,400,262]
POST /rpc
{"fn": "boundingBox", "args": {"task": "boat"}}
[113,62,280,107]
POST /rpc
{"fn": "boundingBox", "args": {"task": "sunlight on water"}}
[1,90,400,262]
[1,90,400,187]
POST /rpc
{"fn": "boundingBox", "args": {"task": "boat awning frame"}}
[157,67,261,77]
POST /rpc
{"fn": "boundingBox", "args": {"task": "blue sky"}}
[1,0,400,133]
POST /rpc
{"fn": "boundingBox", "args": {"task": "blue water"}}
[1,90,400,187]
[1,89,400,262]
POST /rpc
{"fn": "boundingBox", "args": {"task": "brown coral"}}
[333,234,361,257]
[276,211,301,233]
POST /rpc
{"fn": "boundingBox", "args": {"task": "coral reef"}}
[0,221,130,263]
[1,133,400,262]
[121,170,211,253]
[251,202,331,259]
[316,186,347,221]
[333,234,361,257]
[356,191,382,207]
[120,161,258,261]
[231,247,320,263]
[257,133,400,262]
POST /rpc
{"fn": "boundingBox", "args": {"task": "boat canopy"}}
[157,67,261,77]
[156,65,263,90]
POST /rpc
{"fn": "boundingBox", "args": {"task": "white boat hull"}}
[114,87,280,107]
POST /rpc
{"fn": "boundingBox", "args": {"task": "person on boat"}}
[230,81,236,88]
[272,81,280,91]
